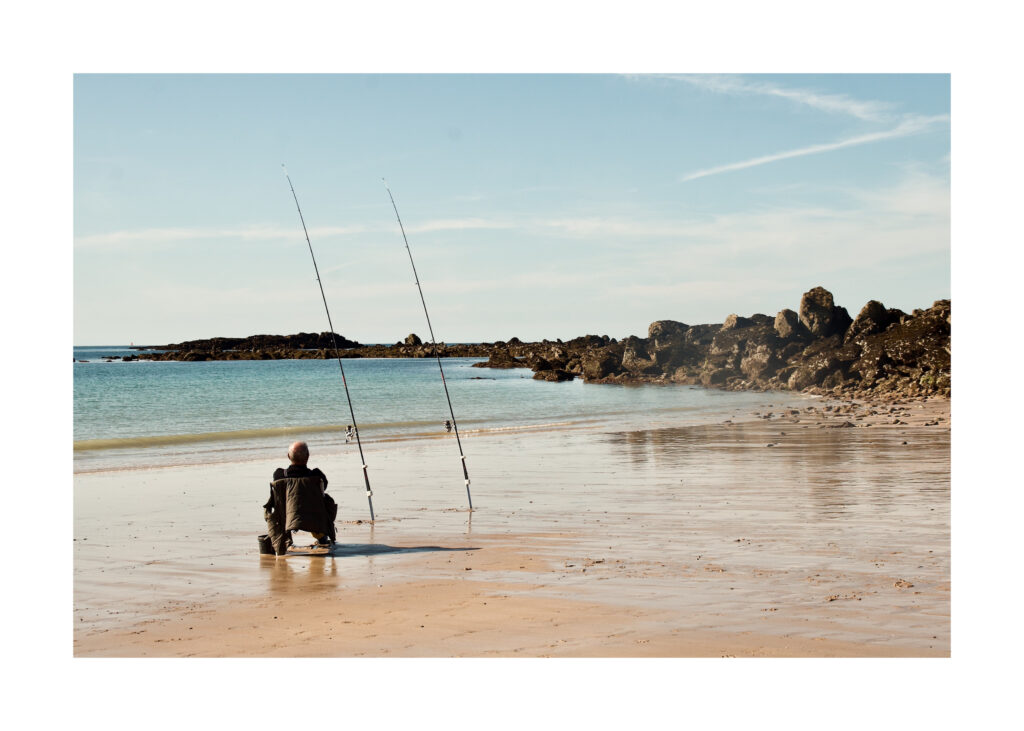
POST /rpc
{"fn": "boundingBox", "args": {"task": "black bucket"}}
[257,534,276,555]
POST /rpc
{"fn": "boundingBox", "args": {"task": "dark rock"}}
[566,334,608,350]
[472,349,528,369]
[544,346,570,369]
[845,300,906,342]
[525,353,552,371]
[620,336,661,375]
[581,348,622,381]
[740,343,784,381]
[775,309,810,341]
[721,314,754,331]
[648,320,689,344]
[700,367,734,387]
[799,287,852,338]
[405,333,422,346]
[788,353,840,390]
[532,369,575,382]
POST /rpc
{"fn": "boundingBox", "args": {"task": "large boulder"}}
[542,345,571,370]
[775,308,810,341]
[707,320,781,376]
[648,320,689,345]
[645,320,706,372]
[799,287,853,338]
[620,336,661,375]
[581,348,622,381]
[721,314,754,331]
[405,333,422,346]
[845,300,905,342]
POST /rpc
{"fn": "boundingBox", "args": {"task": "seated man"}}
[263,441,338,554]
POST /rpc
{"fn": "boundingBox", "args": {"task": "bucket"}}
[257,534,275,555]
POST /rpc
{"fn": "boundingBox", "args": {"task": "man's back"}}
[272,464,328,488]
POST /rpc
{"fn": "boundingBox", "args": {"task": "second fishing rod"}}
[283,164,375,522]
[383,178,474,511]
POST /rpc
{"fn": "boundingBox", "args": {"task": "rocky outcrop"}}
[162,332,362,353]
[137,286,950,400]
[483,286,950,400]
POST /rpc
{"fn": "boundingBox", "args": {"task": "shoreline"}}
[74,394,949,657]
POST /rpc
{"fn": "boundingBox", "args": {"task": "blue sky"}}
[74,73,949,345]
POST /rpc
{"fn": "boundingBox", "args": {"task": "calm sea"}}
[73,346,807,472]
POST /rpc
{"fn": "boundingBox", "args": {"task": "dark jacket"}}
[272,464,329,489]
[263,470,337,555]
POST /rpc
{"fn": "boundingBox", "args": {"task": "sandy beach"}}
[74,394,949,658]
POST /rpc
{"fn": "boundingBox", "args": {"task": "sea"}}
[73,345,807,473]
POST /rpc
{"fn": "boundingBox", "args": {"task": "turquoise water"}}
[73,346,806,472]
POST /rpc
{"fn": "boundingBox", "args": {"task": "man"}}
[270,441,337,547]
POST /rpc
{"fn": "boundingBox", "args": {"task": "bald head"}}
[287,441,310,466]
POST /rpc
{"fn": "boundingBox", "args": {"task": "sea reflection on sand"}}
[75,405,950,656]
[607,421,948,518]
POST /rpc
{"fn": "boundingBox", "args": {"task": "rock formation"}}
[135,286,950,399]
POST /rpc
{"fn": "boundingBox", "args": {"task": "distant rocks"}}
[471,285,950,400]
[472,348,528,369]
[137,285,951,400]
[151,332,363,360]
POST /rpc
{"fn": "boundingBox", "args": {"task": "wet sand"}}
[74,395,950,657]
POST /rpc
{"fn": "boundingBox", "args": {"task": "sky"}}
[73,73,950,345]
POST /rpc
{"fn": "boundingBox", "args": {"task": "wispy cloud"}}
[665,74,893,122]
[680,114,949,183]
[632,74,949,184]
[75,218,513,250]
[406,218,513,234]
[74,224,369,250]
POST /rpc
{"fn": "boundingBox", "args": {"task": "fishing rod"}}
[383,178,473,511]
[283,164,375,522]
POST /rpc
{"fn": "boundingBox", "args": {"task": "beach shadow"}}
[259,544,480,593]
[328,543,479,558]
[266,542,479,559]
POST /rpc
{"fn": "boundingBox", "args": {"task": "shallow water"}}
[73,351,813,472]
